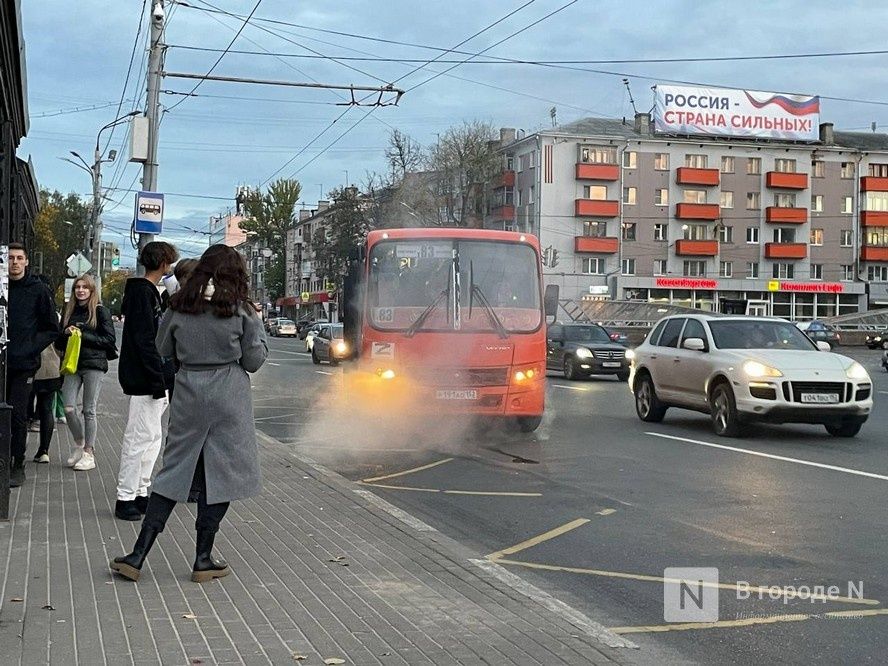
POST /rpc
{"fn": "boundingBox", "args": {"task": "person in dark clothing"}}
[6,243,60,487]
[115,241,178,521]
[31,343,63,463]
[56,274,117,471]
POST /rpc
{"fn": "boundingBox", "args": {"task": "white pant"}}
[117,394,168,501]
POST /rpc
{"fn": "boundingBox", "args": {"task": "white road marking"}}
[550,384,590,392]
[647,432,888,482]
[316,370,334,376]
[268,362,280,367]
[878,390,888,395]
[267,348,304,355]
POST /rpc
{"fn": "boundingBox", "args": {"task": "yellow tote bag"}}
[61,328,82,375]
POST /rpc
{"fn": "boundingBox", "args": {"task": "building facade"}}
[487,114,888,318]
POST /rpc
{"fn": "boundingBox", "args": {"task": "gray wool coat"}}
[152,306,268,504]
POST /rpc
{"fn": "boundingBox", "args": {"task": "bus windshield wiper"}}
[470,284,509,339]
[405,284,449,337]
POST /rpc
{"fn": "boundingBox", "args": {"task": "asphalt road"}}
[253,335,888,665]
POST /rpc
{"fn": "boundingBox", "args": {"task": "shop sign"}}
[655,277,719,290]
[772,281,844,294]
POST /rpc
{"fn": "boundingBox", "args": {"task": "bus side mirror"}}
[544,284,559,318]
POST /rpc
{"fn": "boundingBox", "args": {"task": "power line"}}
[104,0,149,152]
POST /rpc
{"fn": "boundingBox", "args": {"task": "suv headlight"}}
[743,360,783,378]
[845,362,869,381]
[574,347,593,359]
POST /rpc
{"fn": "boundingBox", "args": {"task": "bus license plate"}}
[602,362,621,368]
[801,393,839,404]
[436,390,478,400]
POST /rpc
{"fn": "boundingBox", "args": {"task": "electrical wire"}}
[104,0,149,152]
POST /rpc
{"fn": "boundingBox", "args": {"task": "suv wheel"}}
[634,374,667,422]
[825,421,862,438]
[563,357,579,381]
[710,382,744,437]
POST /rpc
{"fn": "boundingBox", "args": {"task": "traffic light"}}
[111,248,121,269]
[550,248,560,268]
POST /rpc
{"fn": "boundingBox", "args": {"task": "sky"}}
[20,0,888,265]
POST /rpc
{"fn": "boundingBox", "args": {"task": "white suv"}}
[629,315,873,437]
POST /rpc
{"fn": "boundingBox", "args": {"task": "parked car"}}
[311,323,349,365]
[304,322,325,352]
[264,317,280,334]
[795,320,841,348]
[629,315,872,438]
[275,319,298,337]
[865,332,888,350]
[546,322,631,381]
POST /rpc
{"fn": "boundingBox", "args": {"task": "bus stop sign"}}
[134,191,164,234]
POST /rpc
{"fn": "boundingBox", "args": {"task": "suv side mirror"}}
[816,340,832,352]
[682,337,706,352]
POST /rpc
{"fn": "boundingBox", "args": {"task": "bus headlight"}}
[513,364,543,384]
[377,368,396,380]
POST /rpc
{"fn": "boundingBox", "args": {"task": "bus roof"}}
[366,228,540,249]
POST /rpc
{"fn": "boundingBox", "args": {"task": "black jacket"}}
[8,272,60,373]
[55,304,116,373]
[118,278,174,397]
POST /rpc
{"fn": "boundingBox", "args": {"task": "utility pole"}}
[139,0,165,261]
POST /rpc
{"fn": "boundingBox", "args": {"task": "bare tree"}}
[384,129,425,184]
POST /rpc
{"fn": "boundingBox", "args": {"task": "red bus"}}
[342,228,556,432]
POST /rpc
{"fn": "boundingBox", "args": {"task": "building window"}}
[720,191,734,209]
[584,185,608,200]
[655,188,669,205]
[719,261,733,278]
[746,227,760,244]
[583,220,608,237]
[774,158,797,173]
[579,146,617,164]
[865,192,888,211]
[621,258,636,275]
[811,194,823,212]
[654,259,667,275]
[721,156,735,173]
[812,161,825,178]
[654,153,669,170]
[840,229,853,247]
[747,192,761,209]
[683,260,706,277]
[623,187,637,205]
[773,228,797,243]
[773,263,795,279]
[506,156,514,171]
[582,257,604,275]
[867,265,888,281]
[683,189,707,204]
[747,261,760,278]
[529,185,535,203]
[774,193,797,208]
[718,225,733,243]
[841,162,854,179]
[868,163,888,177]
[810,264,823,280]
[747,157,761,175]
[866,228,888,246]
[842,265,854,281]
[685,154,708,168]
[810,228,824,246]
[683,224,708,240]
[842,196,853,214]
[654,224,668,241]
[621,222,637,240]
[623,151,637,168]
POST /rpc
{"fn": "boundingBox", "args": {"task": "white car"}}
[629,315,872,438]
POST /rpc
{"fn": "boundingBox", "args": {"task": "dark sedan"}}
[796,320,841,348]
[865,332,888,350]
[546,322,631,381]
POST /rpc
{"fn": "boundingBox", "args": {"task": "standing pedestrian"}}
[6,243,60,486]
[115,241,178,520]
[110,245,267,583]
[57,275,117,471]
[31,342,63,463]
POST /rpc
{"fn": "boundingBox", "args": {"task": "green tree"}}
[312,187,373,293]
[33,189,91,294]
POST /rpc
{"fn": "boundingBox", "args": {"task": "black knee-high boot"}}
[109,493,175,581]
[192,529,230,583]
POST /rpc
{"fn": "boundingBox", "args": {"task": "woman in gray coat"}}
[110,245,268,583]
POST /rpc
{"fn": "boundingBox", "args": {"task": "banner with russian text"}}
[654,85,819,141]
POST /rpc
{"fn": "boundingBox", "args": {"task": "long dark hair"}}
[170,245,252,317]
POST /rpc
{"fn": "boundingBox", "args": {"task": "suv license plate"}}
[801,393,839,404]
[436,390,478,400]
[602,362,621,368]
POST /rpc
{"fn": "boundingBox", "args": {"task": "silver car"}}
[629,315,872,438]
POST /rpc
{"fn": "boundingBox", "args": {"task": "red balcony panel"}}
[575,163,620,181]
[575,198,619,217]
[675,239,719,256]
[766,171,808,189]
[861,246,888,262]
[860,176,888,192]
[493,170,515,188]
[675,203,720,220]
[766,207,808,224]
[488,205,515,221]
[675,167,720,186]
[575,236,619,254]
[765,242,807,259]
[861,211,888,227]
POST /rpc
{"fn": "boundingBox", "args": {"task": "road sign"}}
[301,291,310,303]
[66,252,92,277]
[134,191,164,234]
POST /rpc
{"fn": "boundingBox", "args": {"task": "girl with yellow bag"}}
[55,275,118,471]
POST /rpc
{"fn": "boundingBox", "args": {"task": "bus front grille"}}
[409,367,510,387]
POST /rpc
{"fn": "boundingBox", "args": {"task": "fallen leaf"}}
[10,597,23,603]
[182,613,197,620]
[292,655,308,661]
[324,659,346,665]
[328,556,346,563]
[42,604,55,611]
[191,659,203,665]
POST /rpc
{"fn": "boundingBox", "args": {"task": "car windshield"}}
[709,320,818,350]
[563,326,612,343]
[329,325,344,339]
[279,320,294,326]
[367,239,541,333]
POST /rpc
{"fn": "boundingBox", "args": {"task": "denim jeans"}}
[62,369,105,451]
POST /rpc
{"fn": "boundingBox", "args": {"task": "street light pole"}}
[139,0,166,264]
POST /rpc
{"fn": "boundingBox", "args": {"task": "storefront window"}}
[672,289,693,309]
[814,294,837,319]
[838,294,860,315]
[648,289,670,304]
[772,292,791,318]
[793,293,815,321]
[694,291,716,311]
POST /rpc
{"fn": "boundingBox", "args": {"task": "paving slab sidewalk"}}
[0,379,635,665]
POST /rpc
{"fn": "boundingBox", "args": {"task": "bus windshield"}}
[367,239,541,333]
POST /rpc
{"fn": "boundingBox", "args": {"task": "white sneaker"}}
[73,452,95,471]
[67,447,84,467]
[56,416,66,425]
[35,453,50,464]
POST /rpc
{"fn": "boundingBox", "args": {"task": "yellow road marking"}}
[486,518,590,562]
[361,458,454,483]
[610,608,888,634]
[596,508,617,516]
[494,559,879,605]
[359,482,540,497]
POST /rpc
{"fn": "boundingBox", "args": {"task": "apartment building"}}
[488,111,888,319]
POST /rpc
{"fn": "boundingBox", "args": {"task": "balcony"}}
[675,167,720,186]
[765,242,807,259]
[766,171,808,189]
[575,236,619,254]
[675,239,719,256]
[766,206,808,224]
[675,203,720,220]
[860,176,888,192]
[488,205,515,221]
[861,211,888,227]
[575,163,620,181]
[492,170,516,189]
[575,198,619,217]
[861,246,888,261]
